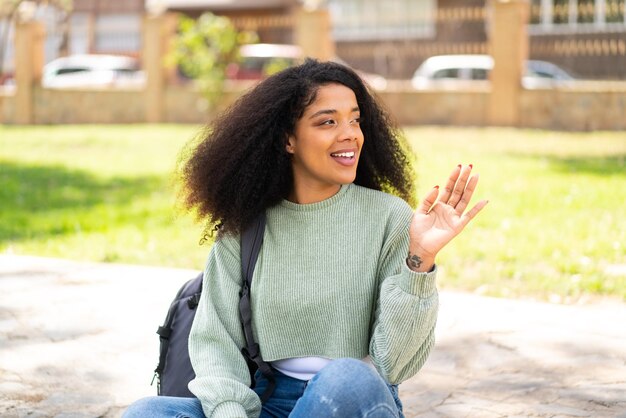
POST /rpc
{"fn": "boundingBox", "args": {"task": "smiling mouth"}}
[330,151,355,158]
[330,150,358,167]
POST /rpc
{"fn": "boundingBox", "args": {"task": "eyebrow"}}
[308,107,360,119]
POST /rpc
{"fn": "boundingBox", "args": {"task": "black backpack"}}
[153,214,275,402]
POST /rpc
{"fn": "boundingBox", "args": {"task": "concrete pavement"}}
[1,255,625,417]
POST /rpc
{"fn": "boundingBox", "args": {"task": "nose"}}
[339,120,361,142]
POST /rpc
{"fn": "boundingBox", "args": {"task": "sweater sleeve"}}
[188,234,262,418]
[369,210,439,385]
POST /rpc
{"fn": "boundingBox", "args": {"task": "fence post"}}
[294,7,335,61]
[14,19,44,124]
[143,12,177,123]
[488,0,530,126]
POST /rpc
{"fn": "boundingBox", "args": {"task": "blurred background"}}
[0,0,624,302]
[1,0,626,126]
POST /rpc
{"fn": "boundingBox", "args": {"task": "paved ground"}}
[1,254,625,418]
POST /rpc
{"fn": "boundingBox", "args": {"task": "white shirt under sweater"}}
[272,357,332,380]
[272,356,381,380]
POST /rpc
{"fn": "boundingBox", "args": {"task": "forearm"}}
[189,282,261,417]
[188,238,262,417]
[370,265,439,384]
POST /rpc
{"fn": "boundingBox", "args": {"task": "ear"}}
[285,135,295,154]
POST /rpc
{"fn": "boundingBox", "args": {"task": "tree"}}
[167,12,257,107]
[0,0,73,77]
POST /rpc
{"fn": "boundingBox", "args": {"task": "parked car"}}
[225,43,387,89]
[225,43,303,80]
[0,72,14,86]
[42,54,145,89]
[411,54,575,90]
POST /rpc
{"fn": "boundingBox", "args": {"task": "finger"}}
[454,173,479,215]
[417,185,440,214]
[460,199,489,227]
[438,164,462,203]
[448,164,473,207]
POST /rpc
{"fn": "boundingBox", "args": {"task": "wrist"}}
[406,251,435,273]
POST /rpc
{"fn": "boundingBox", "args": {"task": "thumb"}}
[417,186,440,214]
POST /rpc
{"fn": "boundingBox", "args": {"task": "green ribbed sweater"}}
[188,184,439,418]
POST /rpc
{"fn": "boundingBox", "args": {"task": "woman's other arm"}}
[188,235,262,418]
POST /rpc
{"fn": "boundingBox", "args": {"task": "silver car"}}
[411,54,575,90]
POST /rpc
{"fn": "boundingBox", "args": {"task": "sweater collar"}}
[279,184,351,211]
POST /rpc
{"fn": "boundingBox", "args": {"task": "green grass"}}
[0,125,210,268]
[1,124,624,302]
[407,127,626,302]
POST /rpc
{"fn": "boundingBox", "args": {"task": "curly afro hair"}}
[178,58,416,237]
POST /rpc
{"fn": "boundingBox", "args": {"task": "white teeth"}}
[331,152,355,158]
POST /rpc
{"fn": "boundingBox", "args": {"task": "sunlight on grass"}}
[406,127,625,302]
[1,124,624,302]
[0,124,210,270]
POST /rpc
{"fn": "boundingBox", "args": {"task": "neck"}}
[288,183,342,204]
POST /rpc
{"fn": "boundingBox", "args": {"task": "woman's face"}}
[286,82,364,203]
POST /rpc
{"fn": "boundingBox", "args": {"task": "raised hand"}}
[407,164,488,272]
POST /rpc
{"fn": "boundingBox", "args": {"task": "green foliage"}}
[262,58,293,77]
[168,12,257,106]
[0,125,624,302]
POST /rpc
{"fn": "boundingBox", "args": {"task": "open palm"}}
[408,165,488,268]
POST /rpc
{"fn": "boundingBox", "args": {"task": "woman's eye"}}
[321,119,336,126]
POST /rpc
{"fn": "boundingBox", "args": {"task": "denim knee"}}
[289,357,399,418]
[316,357,381,388]
[122,396,205,418]
[123,397,157,418]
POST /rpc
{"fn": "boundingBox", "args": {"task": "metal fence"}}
[228,2,626,81]
[529,0,626,79]
[3,2,625,82]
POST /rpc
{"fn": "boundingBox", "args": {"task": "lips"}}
[330,149,358,166]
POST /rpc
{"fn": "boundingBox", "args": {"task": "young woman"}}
[124,59,487,418]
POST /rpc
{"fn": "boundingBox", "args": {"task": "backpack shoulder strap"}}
[238,213,275,403]
[241,213,266,289]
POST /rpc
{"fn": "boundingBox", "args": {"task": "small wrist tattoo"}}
[407,253,423,270]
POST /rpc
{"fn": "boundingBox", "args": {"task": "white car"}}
[42,54,145,89]
[226,44,387,89]
[411,54,575,90]
[225,43,303,80]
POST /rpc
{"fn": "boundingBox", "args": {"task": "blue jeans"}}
[123,358,404,417]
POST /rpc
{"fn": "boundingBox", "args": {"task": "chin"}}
[337,174,357,185]
[329,166,358,186]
